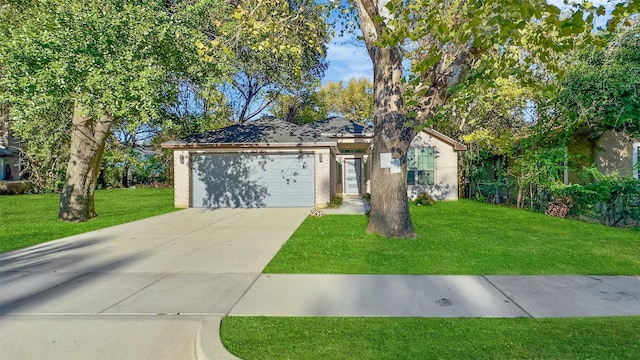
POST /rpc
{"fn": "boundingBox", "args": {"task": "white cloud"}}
[324,39,372,84]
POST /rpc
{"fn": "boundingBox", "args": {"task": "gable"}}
[410,129,466,152]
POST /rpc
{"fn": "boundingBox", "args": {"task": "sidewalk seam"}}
[586,275,640,301]
[482,276,534,318]
[97,273,172,314]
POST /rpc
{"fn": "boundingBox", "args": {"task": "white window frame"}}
[407,147,436,186]
[633,142,640,179]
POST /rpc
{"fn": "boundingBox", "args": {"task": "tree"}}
[347,0,636,238]
[0,0,229,221]
[269,81,328,124]
[319,77,374,121]
[557,23,640,138]
[218,0,330,122]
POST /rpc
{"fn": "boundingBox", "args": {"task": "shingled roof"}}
[162,117,372,148]
[303,117,373,137]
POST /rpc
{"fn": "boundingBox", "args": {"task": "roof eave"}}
[423,128,467,151]
[161,141,337,149]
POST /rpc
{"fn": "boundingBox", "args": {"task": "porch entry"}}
[344,158,362,194]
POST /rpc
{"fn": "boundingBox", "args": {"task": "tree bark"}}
[59,103,113,222]
[366,46,416,238]
[353,0,477,238]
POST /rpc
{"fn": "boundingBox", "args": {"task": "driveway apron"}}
[0,207,310,360]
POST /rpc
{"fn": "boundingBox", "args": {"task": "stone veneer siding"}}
[314,148,332,206]
[173,150,190,208]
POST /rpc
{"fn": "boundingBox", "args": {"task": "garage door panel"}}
[191,153,314,208]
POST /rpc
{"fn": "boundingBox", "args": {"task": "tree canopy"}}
[319,77,374,121]
[344,0,638,238]
[210,0,330,122]
[0,0,229,220]
[557,23,640,138]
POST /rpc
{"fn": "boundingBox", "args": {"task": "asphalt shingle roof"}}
[303,117,373,137]
[163,117,371,147]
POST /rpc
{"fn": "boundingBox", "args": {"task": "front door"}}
[344,159,361,194]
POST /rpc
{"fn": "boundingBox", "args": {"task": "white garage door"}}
[191,153,315,208]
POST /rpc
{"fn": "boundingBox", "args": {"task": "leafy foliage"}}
[269,82,328,124]
[557,24,640,138]
[204,0,330,122]
[549,167,640,228]
[0,0,232,219]
[319,77,374,121]
[414,192,435,206]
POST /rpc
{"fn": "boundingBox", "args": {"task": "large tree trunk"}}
[353,0,477,238]
[366,46,416,238]
[59,103,113,222]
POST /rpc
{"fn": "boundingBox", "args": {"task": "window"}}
[633,142,640,179]
[407,147,435,185]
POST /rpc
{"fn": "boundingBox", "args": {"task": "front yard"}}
[0,188,177,253]
[222,200,640,359]
[265,200,640,275]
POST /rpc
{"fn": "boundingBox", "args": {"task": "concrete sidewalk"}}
[323,195,370,215]
[230,274,640,318]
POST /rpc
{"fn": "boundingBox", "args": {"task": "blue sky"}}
[321,0,615,85]
[323,33,372,84]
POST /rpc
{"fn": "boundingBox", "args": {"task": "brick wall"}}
[173,150,190,208]
[314,148,331,206]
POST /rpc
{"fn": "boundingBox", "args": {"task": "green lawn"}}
[223,201,640,359]
[221,317,640,360]
[0,188,177,253]
[265,200,640,275]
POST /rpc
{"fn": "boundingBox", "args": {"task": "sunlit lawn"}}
[265,200,640,275]
[222,316,640,360]
[0,188,177,253]
[224,200,640,359]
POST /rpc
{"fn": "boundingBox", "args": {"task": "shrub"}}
[326,195,343,209]
[548,167,640,227]
[414,193,435,206]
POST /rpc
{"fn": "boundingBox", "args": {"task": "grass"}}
[223,201,640,359]
[0,187,177,253]
[264,200,640,275]
[221,317,640,360]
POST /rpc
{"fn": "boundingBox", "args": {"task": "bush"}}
[326,195,343,208]
[332,195,343,206]
[414,193,435,206]
[548,167,640,227]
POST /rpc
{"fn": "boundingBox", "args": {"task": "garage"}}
[191,153,315,208]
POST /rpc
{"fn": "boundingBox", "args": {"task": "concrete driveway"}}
[0,208,310,360]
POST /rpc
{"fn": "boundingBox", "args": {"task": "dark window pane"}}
[407,170,415,185]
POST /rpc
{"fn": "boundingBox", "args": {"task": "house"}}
[161,117,466,208]
[407,128,467,201]
[567,130,640,183]
[0,115,20,181]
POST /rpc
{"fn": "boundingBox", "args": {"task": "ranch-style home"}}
[161,117,466,208]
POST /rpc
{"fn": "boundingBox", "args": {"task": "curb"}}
[195,317,240,360]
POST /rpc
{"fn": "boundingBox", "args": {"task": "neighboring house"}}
[567,130,640,183]
[0,115,21,181]
[161,117,466,208]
